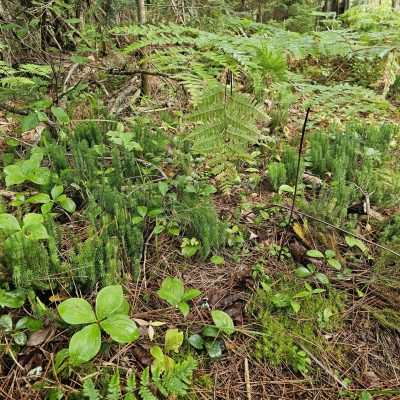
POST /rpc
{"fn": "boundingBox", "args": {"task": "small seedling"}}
[188,310,235,358]
[181,238,200,258]
[0,314,43,348]
[58,285,139,365]
[4,148,50,187]
[157,277,201,317]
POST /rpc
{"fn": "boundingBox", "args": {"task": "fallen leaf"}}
[133,318,149,326]
[148,325,155,341]
[27,328,53,347]
[49,294,68,303]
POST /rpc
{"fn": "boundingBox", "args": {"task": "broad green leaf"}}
[41,202,54,214]
[306,249,324,258]
[51,106,70,124]
[95,285,123,320]
[58,298,96,325]
[181,288,201,302]
[210,255,224,265]
[23,213,43,227]
[295,266,312,278]
[157,277,184,306]
[0,289,25,308]
[69,323,101,365]
[147,208,163,218]
[211,310,234,335]
[360,391,372,400]
[158,181,169,196]
[27,193,51,204]
[23,223,49,240]
[114,298,130,315]
[150,345,164,361]
[345,236,368,254]
[100,314,139,343]
[205,340,223,358]
[0,314,13,331]
[137,206,147,217]
[51,185,64,200]
[132,216,144,225]
[164,328,183,353]
[15,317,43,331]
[21,112,40,132]
[188,334,204,350]
[201,325,219,338]
[278,184,295,194]
[27,167,51,185]
[13,331,27,345]
[181,245,199,258]
[0,213,20,236]
[327,258,342,270]
[56,195,76,213]
[178,302,190,317]
[324,250,336,259]
[4,165,26,186]
[315,273,330,285]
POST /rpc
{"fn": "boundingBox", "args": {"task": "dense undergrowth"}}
[1,1,400,399]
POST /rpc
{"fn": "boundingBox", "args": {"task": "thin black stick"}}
[273,204,400,258]
[277,107,311,260]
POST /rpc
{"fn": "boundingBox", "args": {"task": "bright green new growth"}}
[58,285,139,365]
[157,277,201,317]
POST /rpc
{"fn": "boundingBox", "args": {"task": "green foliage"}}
[187,83,265,161]
[58,285,139,365]
[4,148,51,187]
[180,237,200,258]
[0,213,62,289]
[267,162,287,191]
[303,123,399,223]
[0,313,42,349]
[174,193,226,258]
[157,277,201,317]
[252,274,346,375]
[81,369,138,400]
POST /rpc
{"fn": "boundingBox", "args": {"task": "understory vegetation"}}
[1,0,400,399]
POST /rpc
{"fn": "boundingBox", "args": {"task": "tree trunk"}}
[136,0,149,96]
[137,0,146,23]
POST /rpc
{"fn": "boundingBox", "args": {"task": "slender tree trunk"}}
[136,0,149,96]
[137,0,146,23]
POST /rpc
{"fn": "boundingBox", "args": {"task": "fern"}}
[0,76,36,87]
[187,83,265,160]
[139,368,158,400]
[161,356,198,397]
[106,370,121,400]
[83,378,102,400]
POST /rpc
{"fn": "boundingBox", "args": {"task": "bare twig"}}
[272,204,400,258]
[244,358,252,400]
[297,343,347,388]
[106,68,178,80]
[0,103,29,116]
